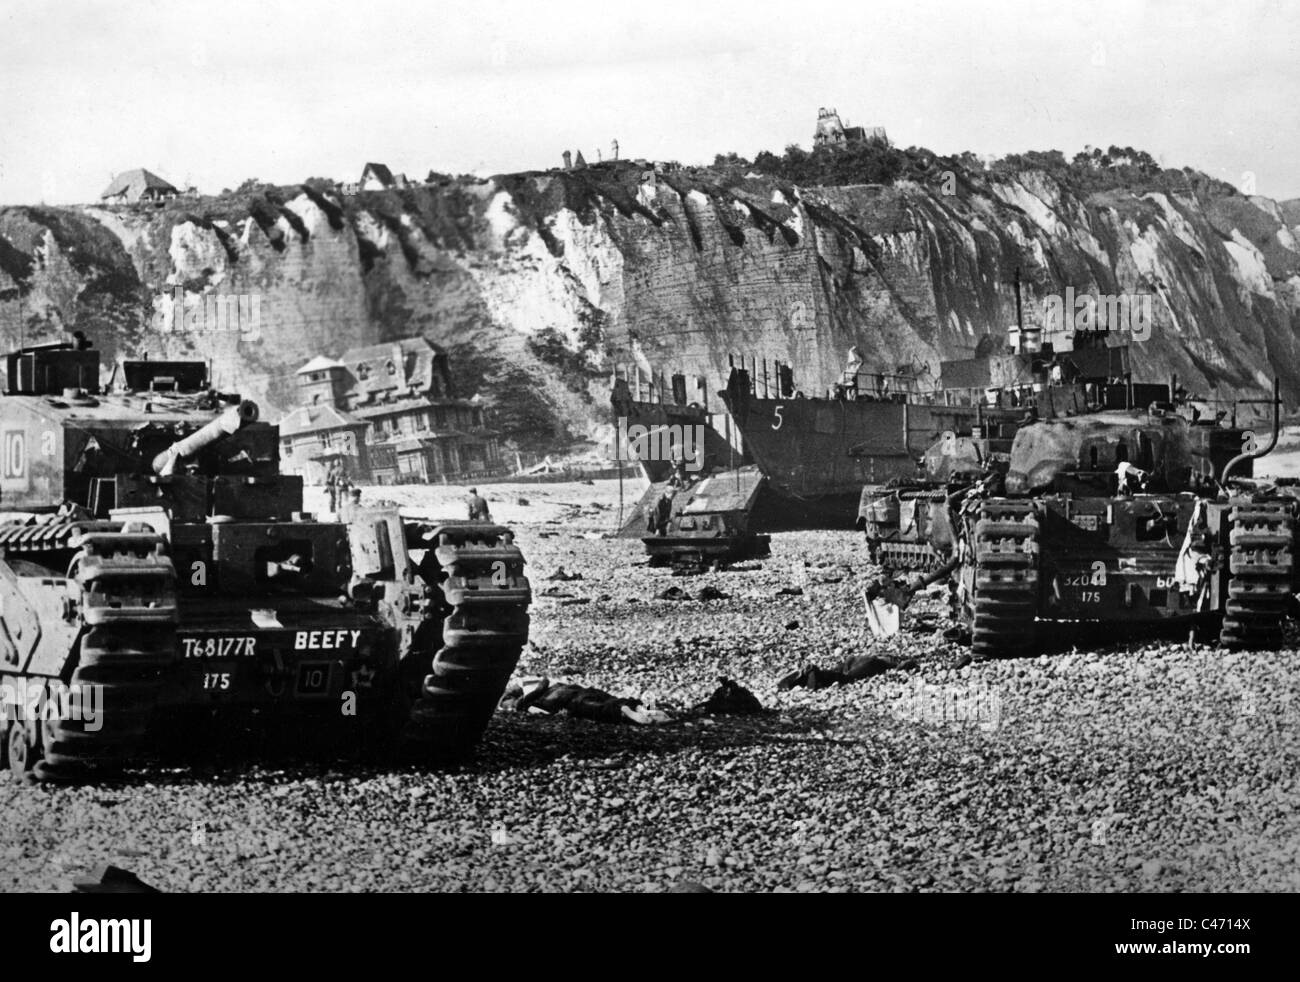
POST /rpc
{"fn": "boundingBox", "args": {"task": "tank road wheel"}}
[397,524,531,765]
[1220,502,1295,650]
[969,500,1040,659]
[7,719,40,783]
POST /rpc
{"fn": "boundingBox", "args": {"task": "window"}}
[356,362,370,380]
[386,360,397,376]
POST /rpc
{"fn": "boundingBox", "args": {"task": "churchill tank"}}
[858,419,1020,571]
[951,384,1297,658]
[0,339,530,782]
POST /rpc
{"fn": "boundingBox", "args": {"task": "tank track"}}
[398,523,530,763]
[32,530,177,782]
[1220,501,1295,650]
[969,499,1039,659]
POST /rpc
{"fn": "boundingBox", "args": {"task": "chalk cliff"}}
[2,154,1298,447]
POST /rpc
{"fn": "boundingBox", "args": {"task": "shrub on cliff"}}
[990,146,1236,198]
[528,326,600,396]
[751,141,905,187]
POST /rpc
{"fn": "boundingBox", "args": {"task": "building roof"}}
[100,168,178,201]
[296,355,345,375]
[361,162,395,186]
[349,396,476,420]
[278,403,364,437]
[339,337,446,405]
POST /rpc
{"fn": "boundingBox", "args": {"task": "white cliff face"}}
[1224,231,1274,299]
[1,164,1299,442]
[168,221,231,286]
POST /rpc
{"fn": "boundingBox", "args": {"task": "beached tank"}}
[858,419,1020,570]
[860,397,1261,573]
[643,467,771,573]
[954,388,1296,657]
[0,339,530,782]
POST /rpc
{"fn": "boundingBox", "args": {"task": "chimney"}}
[562,150,572,170]
[391,343,405,387]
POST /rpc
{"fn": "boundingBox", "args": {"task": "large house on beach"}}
[279,337,502,485]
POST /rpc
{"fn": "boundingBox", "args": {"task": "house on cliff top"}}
[99,168,180,204]
[359,162,409,191]
[280,338,502,485]
[812,108,889,149]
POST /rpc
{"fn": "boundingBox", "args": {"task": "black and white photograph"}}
[0,0,1294,960]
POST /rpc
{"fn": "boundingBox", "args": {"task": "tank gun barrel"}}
[152,400,259,476]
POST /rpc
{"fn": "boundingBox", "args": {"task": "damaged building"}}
[279,337,502,485]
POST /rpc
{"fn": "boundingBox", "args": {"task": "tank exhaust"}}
[1219,378,1281,485]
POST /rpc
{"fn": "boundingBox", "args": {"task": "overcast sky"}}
[1,0,1297,205]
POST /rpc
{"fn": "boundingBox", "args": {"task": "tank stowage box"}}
[0,340,530,783]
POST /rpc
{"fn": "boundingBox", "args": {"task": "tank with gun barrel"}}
[0,337,531,783]
[858,382,1254,574]
[942,381,1298,657]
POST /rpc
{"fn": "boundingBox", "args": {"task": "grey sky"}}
[1,0,1296,205]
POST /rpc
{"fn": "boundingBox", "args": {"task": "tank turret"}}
[1002,405,1265,497]
[1003,411,1198,496]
